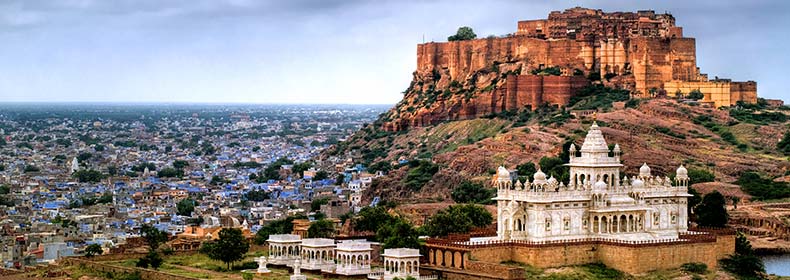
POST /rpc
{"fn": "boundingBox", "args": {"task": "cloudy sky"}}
[0,0,787,104]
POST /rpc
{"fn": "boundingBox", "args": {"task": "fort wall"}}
[425,230,735,277]
[664,80,758,107]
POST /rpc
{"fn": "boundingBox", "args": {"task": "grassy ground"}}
[501,261,729,280]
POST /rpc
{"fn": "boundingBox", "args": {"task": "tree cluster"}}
[736,172,790,200]
[422,204,493,237]
[451,181,495,204]
[201,228,250,270]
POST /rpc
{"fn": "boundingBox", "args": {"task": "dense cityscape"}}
[0,103,388,266]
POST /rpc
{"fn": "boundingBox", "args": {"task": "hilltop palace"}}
[421,123,734,277]
[493,122,691,242]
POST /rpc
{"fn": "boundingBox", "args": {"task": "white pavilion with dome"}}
[493,122,692,242]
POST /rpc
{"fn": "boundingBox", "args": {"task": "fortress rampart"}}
[423,228,735,277]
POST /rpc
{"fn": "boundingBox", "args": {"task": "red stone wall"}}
[730,81,758,104]
[502,75,589,109]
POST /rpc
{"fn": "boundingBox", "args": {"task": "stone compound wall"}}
[426,231,735,277]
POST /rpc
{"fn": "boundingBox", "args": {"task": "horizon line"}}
[0,101,396,106]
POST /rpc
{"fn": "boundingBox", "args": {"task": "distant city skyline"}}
[0,0,787,104]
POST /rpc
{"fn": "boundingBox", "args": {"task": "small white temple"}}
[335,240,373,276]
[69,157,80,174]
[265,235,377,277]
[494,122,692,242]
[382,248,421,280]
[267,234,302,266]
[300,238,336,271]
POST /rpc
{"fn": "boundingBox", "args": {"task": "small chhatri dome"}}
[639,163,651,177]
[676,165,689,179]
[569,143,577,152]
[632,178,645,188]
[497,166,510,180]
[608,194,636,205]
[547,175,558,185]
[533,168,547,183]
[613,143,621,153]
[594,179,607,190]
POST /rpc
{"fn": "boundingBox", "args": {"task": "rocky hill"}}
[323,7,785,204]
[325,98,790,203]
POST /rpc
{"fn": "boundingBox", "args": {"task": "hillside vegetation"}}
[326,95,790,203]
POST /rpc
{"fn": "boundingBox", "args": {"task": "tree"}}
[72,169,105,183]
[140,224,169,250]
[137,250,163,269]
[158,167,183,178]
[292,162,312,177]
[516,162,537,181]
[719,232,766,279]
[777,130,790,155]
[254,215,306,244]
[448,26,477,41]
[77,152,93,162]
[368,161,392,173]
[539,156,567,182]
[333,173,343,185]
[201,228,250,270]
[423,204,493,237]
[736,172,790,200]
[0,185,9,195]
[695,191,728,227]
[404,160,439,191]
[176,198,196,216]
[313,170,329,181]
[451,181,495,204]
[307,219,335,238]
[84,244,103,257]
[687,168,715,185]
[688,89,705,100]
[107,165,118,176]
[354,206,397,233]
[245,189,269,202]
[23,165,40,173]
[173,160,189,169]
[377,218,420,249]
[311,197,331,212]
[688,187,703,220]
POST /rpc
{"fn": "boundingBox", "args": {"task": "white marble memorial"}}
[494,122,692,242]
[255,256,270,274]
[382,248,421,280]
[300,238,336,271]
[267,234,302,266]
[290,259,307,280]
[334,240,373,276]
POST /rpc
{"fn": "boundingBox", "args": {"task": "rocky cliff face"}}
[380,34,699,131]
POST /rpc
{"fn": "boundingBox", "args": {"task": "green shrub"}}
[451,181,496,204]
[568,85,630,110]
[736,172,790,200]
[681,262,708,274]
[404,160,439,191]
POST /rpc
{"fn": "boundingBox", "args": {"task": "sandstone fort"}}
[383,7,758,131]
